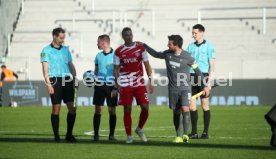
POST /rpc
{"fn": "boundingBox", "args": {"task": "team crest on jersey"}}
[40,52,46,58]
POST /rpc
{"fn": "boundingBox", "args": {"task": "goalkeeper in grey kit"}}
[141,35,209,143]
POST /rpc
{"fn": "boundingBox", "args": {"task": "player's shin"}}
[124,111,132,136]
[173,110,182,137]
[182,111,190,135]
[138,109,149,129]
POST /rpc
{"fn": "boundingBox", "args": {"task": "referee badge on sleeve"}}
[211,49,215,58]
[40,52,46,58]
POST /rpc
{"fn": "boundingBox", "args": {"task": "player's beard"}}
[58,40,63,46]
[53,40,62,47]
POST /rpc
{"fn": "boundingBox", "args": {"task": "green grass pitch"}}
[0,106,275,159]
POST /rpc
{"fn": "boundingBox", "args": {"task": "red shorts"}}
[119,86,149,106]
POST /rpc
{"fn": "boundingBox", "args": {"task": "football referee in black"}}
[41,28,78,143]
[92,34,118,141]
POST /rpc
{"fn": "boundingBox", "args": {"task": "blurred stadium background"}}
[0,0,276,106]
[1,0,276,80]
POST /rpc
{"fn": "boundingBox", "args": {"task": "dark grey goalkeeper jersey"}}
[144,44,196,91]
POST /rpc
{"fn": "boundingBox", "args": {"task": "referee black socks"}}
[93,113,101,137]
[66,113,76,137]
[203,110,210,134]
[190,110,198,134]
[51,114,59,139]
[109,114,116,137]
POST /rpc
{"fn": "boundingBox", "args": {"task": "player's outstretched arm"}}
[143,43,165,59]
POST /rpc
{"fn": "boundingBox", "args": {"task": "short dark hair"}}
[121,27,132,36]
[98,34,110,43]
[168,35,183,48]
[193,24,205,32]
[1,65,6,69]
[52,27,65,36]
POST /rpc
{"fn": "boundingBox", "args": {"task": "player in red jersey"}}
[114,27,154,143]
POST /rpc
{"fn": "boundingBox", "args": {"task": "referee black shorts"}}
[191,73,209,98]
[93,82,118,107]
[49,76,74,105]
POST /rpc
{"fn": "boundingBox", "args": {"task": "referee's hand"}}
[111,86,120,98]
[111,89,117,98]
[202,87,210,97]
[47,85,54,95]
[207,82,212,91]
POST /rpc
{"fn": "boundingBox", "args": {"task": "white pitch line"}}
[84,127,173,135]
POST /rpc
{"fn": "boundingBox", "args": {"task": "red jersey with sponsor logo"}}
[114,42,148,87]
